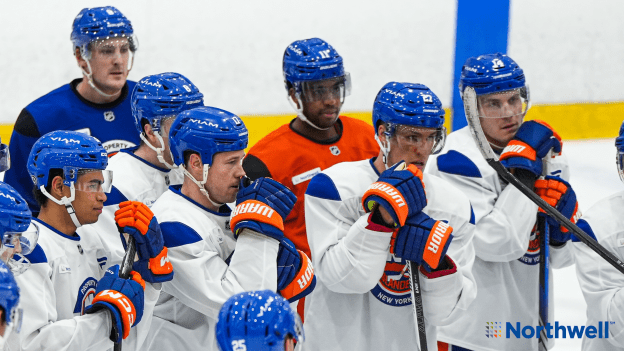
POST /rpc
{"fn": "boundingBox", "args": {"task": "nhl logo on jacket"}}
[103,111,115,122]
[329,145,341,156]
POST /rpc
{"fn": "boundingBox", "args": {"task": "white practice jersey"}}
[80,147,184,265]
[574,191,624,350]
[139,185,279,351]
[12,218,160,351]
[303,158,477,351]
[426,126,574,351]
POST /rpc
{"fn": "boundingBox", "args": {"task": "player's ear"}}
[377,123,388,144]
[189,153,203,172]
[75,48,88,70]
[50,175,66,199]
[288,88,300,109]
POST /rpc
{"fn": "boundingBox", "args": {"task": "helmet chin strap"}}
[287,94,337,131]
[182,164,224,208]
[140,133,176,169]
[40,183,82,229]
[375,134,392,170]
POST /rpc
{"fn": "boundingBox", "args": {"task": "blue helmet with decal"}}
[283,38,346,88]
[0,137,9,172]
[216,290,304,351]
[132,72,204,135]
[459,53,526,96]
[0,183,30,238]
[0,261,20,326]
[71,6,137,55]
[27,131,108,190]
[169,106,248,167]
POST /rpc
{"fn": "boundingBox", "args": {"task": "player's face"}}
[205,150,246,204]
[386,126,439,171]
[85,38,132,94]
[285,337,295,351]
[71,171,107,225]
[296,79,343,129]
[0,235,21,265]
[477,91,524,149]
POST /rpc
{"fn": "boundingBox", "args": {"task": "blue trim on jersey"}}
[574,219,598,242]
[169,185,231,216]
[370,158,381,176]
[437,150,482,178]
[469,205,475,225]
[306,173,341,201]
[22,243,47,264]
[160,222,203,248]
[103,185,129,207]
[33,218,81,241]
[118,147,174,173]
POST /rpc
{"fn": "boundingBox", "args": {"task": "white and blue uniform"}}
[426,126,574,350]
[82,147,184,265]
[13,218,159,351]
[140,185,279,351]
[574,191,624,350]
[303,158,477,351]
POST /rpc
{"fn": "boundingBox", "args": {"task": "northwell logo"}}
[489,321,613,339]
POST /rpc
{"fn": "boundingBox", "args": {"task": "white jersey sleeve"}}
[574,191,624,350]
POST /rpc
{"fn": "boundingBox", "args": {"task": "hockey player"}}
[0,137,9,174]
[5,6,141,213]
[427,53,576,350]
[216,290,305,351]
[0,261,20,349]
[573,120,624,350]
[303,82,476,351]
[141,106,315,351]
[84,72,203,266]
[14,130,172,351]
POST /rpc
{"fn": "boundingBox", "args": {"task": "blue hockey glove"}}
[500,120,562,176]
[277,238,316,302]
[391,212,454,270]
[85,265,145,343]
[535,176,580,245]
[115,201,174,283]
[230,177,297,241]
[362,162,427,228]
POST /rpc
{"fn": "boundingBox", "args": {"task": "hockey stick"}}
[114,234,136,351]
[463,85,624,276]
[408,261,428,351]
[537,215,549,351]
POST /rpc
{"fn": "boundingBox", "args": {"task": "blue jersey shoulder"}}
[436,150,482,178]
[160,222,203,248]
[306,173,341,201]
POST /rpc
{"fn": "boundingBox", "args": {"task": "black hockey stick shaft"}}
[462,86,624,275]
[114,235,136,351]
[408,261,428,351]
[538,216,549,351]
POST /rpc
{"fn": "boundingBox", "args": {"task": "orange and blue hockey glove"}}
[535,176,580,245]
[500,120,562,176]
[276,237,316,302]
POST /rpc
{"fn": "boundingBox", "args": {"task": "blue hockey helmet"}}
[71,6,137,55]
[615,119,624,183]
[373,82,446,156]
[132,72,204,135]
[27,131,109,190]
[216,290,304,351]
[0,183,38,276]
[0,260,21,329]
[0,137,9,172]
[459,53,526,96]
[169,106,248,167]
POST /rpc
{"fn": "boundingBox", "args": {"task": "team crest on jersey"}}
[518,224,541,265]
[73,277,98,315]
[329,145,341,156]
[370,253,412,307]
[103,111,115,122]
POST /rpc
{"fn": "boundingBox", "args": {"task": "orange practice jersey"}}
[243,116,380,259]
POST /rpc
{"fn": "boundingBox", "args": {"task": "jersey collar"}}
[33,217,81,241]
[119,146,174,173]
[168,185,232,216]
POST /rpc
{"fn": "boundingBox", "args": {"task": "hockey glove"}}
[230,177,297,241]
[500,120,562,176]
[535,176,581,245]
[85,265,145,343]
[362,162,427,228]
[115,201,174,283]
[277,237,316,302]
[391,212,453,270]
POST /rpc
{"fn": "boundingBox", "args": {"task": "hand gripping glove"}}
[362,162,427,228]
[535,176,581,245]
[276,238,316,302]
[115,201,174,283]
[230,177,297,241]
[85,265,145,343]
[390,212,454,270]
[500,120,562,176]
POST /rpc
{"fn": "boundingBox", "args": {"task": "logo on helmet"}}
[139,80,162,88]
[384,89,405,99]
[492,58,505,69]
[0,192,16,202]
[423,94,433,103]
[50,137,80,144]
[189,119,218,128]
[288,45,302,55]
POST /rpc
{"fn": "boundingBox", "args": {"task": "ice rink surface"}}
[550,138,621,350]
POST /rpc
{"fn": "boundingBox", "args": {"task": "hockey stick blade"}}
[463,86,624,275]
[408,261,428,351]
[114,234,137,351]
